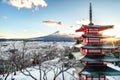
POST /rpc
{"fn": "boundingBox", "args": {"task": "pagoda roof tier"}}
[74,44,84,48]
[82,34,115,38]
[80,55,120,62]
[76,25,113,32]
[74,44,118,50]
[82,45,118,49]
[72,52,86,60]
[79,65,120,76]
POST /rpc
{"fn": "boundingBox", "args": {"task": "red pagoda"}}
[73,3,120,80]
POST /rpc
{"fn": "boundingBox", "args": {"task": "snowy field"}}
[0,41,120,80]
[0,58,79,80]
[0,41,75,52]
[107,63,120,80]
[0,41,78,80]
[0,41,75,60]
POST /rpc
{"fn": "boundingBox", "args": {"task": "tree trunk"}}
[62,65,65,80]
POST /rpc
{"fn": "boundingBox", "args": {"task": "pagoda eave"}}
[80,55,120,62]
[79,65,120,76]
[74,44,118,50]
[72,52,86,60]
[81,45,118,50]
[82,34,115,38]
[76,25,113,32]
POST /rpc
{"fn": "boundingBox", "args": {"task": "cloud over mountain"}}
[3,0,47,10]
[42,20,63,27]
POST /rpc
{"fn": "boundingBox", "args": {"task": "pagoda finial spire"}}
[89,3,94,25]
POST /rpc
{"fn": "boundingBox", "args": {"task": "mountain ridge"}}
[30,30,75,42]
[0,31,75,42]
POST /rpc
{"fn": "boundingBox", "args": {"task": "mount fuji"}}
[0,31,76,42]
[29,31,75,42]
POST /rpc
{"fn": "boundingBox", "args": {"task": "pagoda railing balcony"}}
[80,47,105,55]
[82,34,115,38]
[82,52,105,55]
[81,61,106,66]
[85,31,99,34]
[82,42,103,45]
[82,34,102,38]
[80,50,105,55]
[79,75,106,80]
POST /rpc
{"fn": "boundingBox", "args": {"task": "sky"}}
[0,0,120,39]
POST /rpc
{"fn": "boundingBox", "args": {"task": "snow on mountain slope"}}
[30,31,75,42]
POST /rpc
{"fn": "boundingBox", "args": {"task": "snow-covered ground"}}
[1,61,120,80]
[0,41,75,60]
[0,58,79,80]
[0,41,77,80]
[107,63,120,80]
[1,41,120,80]
[1,60,119,80]
[0,41,75,51]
